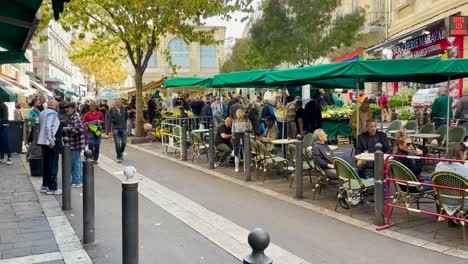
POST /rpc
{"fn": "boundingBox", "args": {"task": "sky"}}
[203,10,250,39]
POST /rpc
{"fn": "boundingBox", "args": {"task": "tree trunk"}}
[134,70,145,137]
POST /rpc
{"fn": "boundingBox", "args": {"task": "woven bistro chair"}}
[404,120,418,131]
[190,132,209,164]
[432,171,468,242]
[387,120,402,146]
[303,133,314,149]
[414,124,435,147]
[388,160,435,223]
[249,139,262,180]
[433,127,465,157]
[256,141,288,183]
[287,144,313,189]
[333,157,375,216]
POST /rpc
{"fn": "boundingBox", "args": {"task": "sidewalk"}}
[0,155,91,263]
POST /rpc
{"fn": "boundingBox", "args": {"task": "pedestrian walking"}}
[431,87,453,129]
[82,102,104,164]
[26,99,41,160]
[211,96,223,127]
[64,103,85,187]
[147,96,158,125]
[37,100,62,195]
[109,99,128,163]
[0,101,12,165]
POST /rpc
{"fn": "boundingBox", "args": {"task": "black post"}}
[243,132,252,181]
[61,137,71,210]
[122,166,139,264]
[373,143,385,226]
[83,150,95,244]
[181,122,187,161]
[243,228,272,264]
[295,135,303,199]
[208,125,215,169]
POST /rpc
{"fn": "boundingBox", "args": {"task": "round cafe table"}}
[272,139,299,158]
[409,133,440,156]
[388,130,416,134]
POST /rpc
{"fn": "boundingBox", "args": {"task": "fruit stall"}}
[321,104,355,138]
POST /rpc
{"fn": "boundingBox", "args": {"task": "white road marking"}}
[0,252,62,264]
[98,153,310,264]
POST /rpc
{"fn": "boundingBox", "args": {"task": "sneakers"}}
[116,158,122,163]
[72,184,83,188]
[6,158,11,165]
[93,161,98,165]
[39,186,49,193]
[234,168,239,173]
[47,188,62,195]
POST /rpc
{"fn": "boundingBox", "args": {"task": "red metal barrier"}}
[377,154,468,231]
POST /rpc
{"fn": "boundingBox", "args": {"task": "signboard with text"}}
[448,16,468,36]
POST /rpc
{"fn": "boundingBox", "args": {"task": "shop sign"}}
[393,34,462,59]
[391,30,446,55]
[448,16,468,36]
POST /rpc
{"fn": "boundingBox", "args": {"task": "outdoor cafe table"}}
[272,139,300,157]
[409,133,440,156]
[388,130,416,134]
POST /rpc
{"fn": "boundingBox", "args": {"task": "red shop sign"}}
[393,36,463,59]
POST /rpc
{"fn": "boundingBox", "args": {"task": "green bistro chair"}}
[307,145,330,200]
[287,144,313,189]
[386,120,402,133]
[256,141,288,183]
[404,120,418,131]
[333,157,375,216]
[190,132,209,164]
[432,171,468,242]
[302,133,314,149]
[249,139,262,180]
[166,125,182,154]
[414,123,435,148]
[388,160,435,223]
[426,125,447,158]
[434,126,466,156]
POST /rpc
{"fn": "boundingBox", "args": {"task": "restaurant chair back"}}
[287,144,313,188]
[447,126,465,145]
[303,133,314,149]
[386,120,401,133]
[419,123,435,134]
[435,125,448,146]
[404,120,418,131]
[432,171,468,241]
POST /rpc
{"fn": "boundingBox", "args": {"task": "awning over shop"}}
[31,80,53,97]
[164,77,213,88]
[55,88,79,99]
[0,84,17,102]
[0,76,34,96]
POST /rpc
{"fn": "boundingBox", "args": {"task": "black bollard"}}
[295,135,303,199]
[122,166,139,264]
[61,137,72,210]
[208,126,215,169]
[243,228,272,264]
[83,150,95,244]
[181,122,188,161]
[243,132,252,181]
[373,143,385,226]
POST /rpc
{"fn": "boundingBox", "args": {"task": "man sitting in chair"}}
[215,117,233,167]
[259,116,279,152]
[356,119,392,178]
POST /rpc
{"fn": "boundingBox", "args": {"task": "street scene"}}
[2,0,468,263]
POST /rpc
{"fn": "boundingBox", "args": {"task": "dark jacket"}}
[0,102,8,125]
[356,131,391,154]
[312,142,335,169]
[191,100,205,116]
[394,149,423,176]
[248,107,260,136]
[109,107,128,129]
[304,100,322,132]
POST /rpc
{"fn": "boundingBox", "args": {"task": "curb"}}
[128,143,468,260]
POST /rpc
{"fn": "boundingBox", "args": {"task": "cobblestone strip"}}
[98,153,310,264]
[129,143,468,260]
[22,159,93,264]
[0,252,62,264]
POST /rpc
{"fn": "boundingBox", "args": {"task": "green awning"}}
[0,85,18,102]
[0,0,69,64]
[56,88,79,99]
[164,77,213,88]
[212,69,282,88]
[265,58,468,85]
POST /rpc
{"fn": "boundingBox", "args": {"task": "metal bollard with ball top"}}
[122,166,139,264]
[83,150,95,244]
[243,228,273,264]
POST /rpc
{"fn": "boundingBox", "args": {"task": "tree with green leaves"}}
[220,38,269,72]
[251,0,365,66]
[57,0,252,137]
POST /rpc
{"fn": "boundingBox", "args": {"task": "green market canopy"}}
[0,83,18,102]
[164,77,213,88]
[0,0,68,64]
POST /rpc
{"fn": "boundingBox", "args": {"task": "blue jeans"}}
[0,126,11,160]
[434,118,447,129]
[71,150,82,184]
[88,135,101,161]
[42,145,59,190]
[113,128,127,159]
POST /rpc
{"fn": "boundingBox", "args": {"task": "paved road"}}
[72,140,466,264]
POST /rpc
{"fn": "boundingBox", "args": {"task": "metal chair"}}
[388,160,435,223]
[404,120,418,131]
[333,157,375,216]
[307,144,330,200]
[432,171,468,242]
[414,124,435,148]
[190,132,209,164]
[249,139,262,180]
[256,141,288,183]
[433,126,466,156]
[386,120,402,133]
[287,144,313,189]
[426,125,447,157]
[302,133,314,149]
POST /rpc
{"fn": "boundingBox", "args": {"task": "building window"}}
[200,45,217,68]
[168,38,190,67]
[148,53,157,68]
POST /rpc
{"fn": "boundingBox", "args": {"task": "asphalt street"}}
[63,140,468,263]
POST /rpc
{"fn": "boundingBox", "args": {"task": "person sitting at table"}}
[259,116,278,152]
[356,119,391,178]
[393,134,423,177]
[434,143,468,177]
[215,117,233,167]
[311,129,338,180]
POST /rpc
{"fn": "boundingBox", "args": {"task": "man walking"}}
[0,101,12,165]
[37,100,62,195]
[431,87,453,129]
[109,99,128,163]
[64,103,85,187]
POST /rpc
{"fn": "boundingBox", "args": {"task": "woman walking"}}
[232,109,252,172]
[82,102,104,164]
[26,99,41,161]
